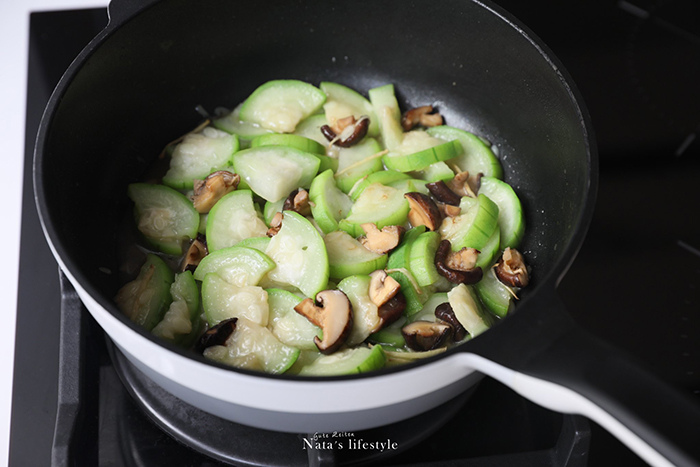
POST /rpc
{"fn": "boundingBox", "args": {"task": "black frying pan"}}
[34,0,700,465]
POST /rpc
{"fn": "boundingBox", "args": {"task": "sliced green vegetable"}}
[447,283,494,338]
[212,103,274,141]
[368,83,403,150]
[386,226,429,317]
[334,137,384,193]
[320,81,379,137]
[267,288,321,350]
[239,80,326,133]
[339,183,409,237]
[478,176,525,249]
[408,231,442,287]
[427,125,503,179]
[264,211,329,298]
[438,193,499,251]
[309,169,353,234]
[297,345,385,376]
[250,133,326,155]
[152,270,200,342]
[203,317,300,374]
[206,190,268,252]
[193,245,275,286]
[383,132,460,172]
[162,127,239,190]
[474,266,516,318]
[115,254,174,331]
[337,274,382,346]
[233,146,320,202]
[127,183,199,255]
[349,169,411,201]
[201,273,269,326]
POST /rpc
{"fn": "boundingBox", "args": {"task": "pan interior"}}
[37,0,592,343]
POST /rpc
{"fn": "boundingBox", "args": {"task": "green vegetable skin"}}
[117,79,530,376]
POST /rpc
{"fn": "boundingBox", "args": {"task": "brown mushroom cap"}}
[426,180,462,206]
[377,292,407,330]
[359,223,404,254]
[494,247,530,287]
[321,115,370,148]
[404,192,442,231]
[402,320,453,351]
[194,317,237,353]
[434,239,483,284]
[282,188,311,216]
[181,234,208,272]
[434,302,467,341]
[294,290,354,354]
[192,170,240,213]
[401,106,444,131]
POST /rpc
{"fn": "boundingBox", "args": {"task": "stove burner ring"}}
[106,339,475,466]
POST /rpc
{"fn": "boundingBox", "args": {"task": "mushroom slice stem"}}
[494,247,530,287]
[434,239,483,284]
[192,170,240,213]
[359,223,404,254]
[294,290,353,354]
[266,212,284,237]
[404,192,442,231]
[402,320,453,351]
[438,202,462,218]
[448,171,481,198]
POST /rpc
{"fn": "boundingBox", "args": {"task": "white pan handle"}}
[457,290,700,467]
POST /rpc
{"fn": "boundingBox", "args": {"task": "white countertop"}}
[0,1,107,465]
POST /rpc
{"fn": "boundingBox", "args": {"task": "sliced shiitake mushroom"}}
[494,247,530,287]
[404,192,442,231]
[267,211,284,237]
[437,202,462,218]
[377,292,407,330]
[368,270,406,331]
[194,317,237,353]
[321,115,370,148]
[192,170,240,213]
[180,234,208,272]
[294,290,354,354]
[448,171,482,198]
[426,180,462,206]
[359,223,404,255]
[434,239,483,284]
[368,270,401,307]
[401,105,444,131]
[402,320,452,351]
[434,302,467,341]
[282,188,311,216]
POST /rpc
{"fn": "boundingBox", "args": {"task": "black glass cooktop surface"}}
[11,2,700,466]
